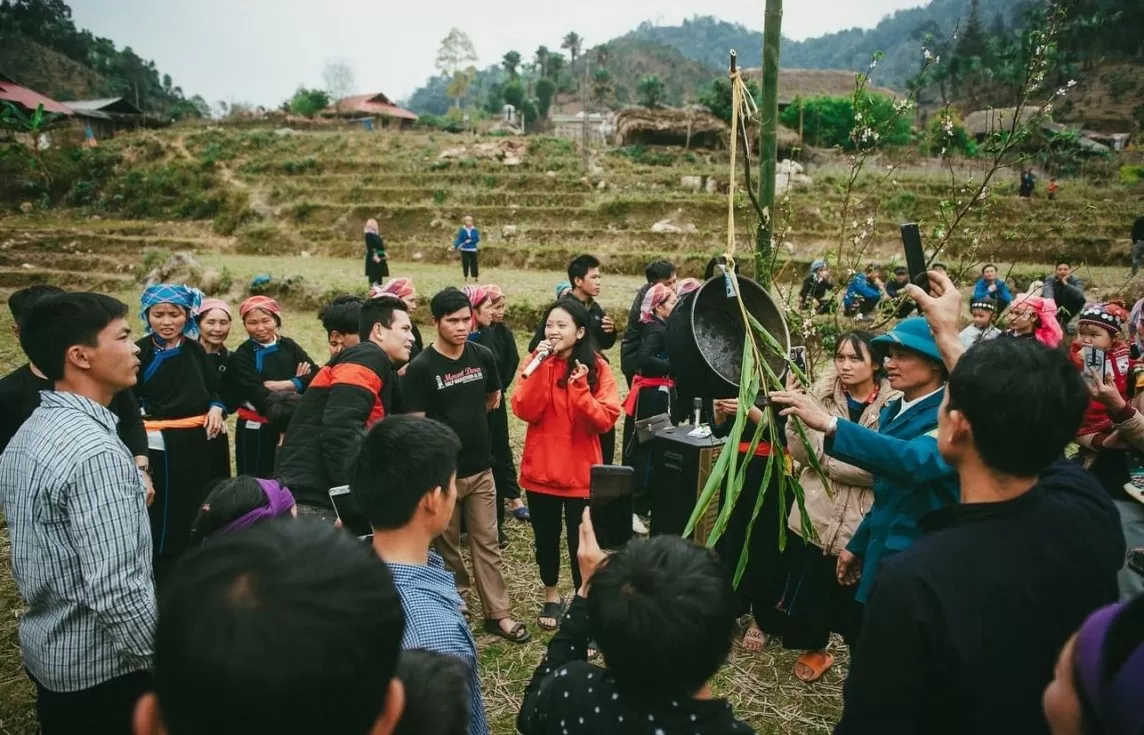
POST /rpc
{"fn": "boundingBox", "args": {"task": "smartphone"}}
[590,465,635,551]
[1082,345,1109,383]
[329,485,373,540]
[790,346,808,375]
[900,223,930,293]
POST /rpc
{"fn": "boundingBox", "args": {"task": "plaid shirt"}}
[387,552,489,735]
[0,391,156,691]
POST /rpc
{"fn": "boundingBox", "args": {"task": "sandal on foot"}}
[740,626,767,652]
[483,618,531,644]
[793,651,834,683]
[537,600,564,631]
[510,505,531,521]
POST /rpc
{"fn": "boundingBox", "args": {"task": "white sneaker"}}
[632,514,649,536]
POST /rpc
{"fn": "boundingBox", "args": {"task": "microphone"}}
[522,347,551,379]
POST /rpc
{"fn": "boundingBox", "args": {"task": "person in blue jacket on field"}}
[971,263,1013,311]
[843,265,885,320]
[453,215,481,283]
[773,316,960,604]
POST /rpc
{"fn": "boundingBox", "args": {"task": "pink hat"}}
[1010,294,1063,348]
[239,295,281,319]
[196,298,231,320]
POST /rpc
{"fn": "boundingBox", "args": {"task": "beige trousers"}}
[434,468,511,619]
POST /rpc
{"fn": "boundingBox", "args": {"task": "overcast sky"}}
[68,0,926,107]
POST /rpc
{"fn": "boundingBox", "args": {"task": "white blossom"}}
[1067,79,1077,88]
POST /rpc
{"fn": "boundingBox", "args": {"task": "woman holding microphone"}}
[512,299,620,631]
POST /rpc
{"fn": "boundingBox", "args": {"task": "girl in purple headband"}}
[1043,593,1144,734]
[189,476,297,546]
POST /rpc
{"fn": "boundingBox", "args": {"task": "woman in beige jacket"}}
[783,331,896,683]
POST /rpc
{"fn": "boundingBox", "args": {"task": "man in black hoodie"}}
[277,297,414,519]
[835,271,1125,735]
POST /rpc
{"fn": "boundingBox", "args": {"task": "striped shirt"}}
[0,390,156,692]
[388,552,489,735]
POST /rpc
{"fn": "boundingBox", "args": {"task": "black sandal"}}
[483,618,531,644]
[537,600,564,631]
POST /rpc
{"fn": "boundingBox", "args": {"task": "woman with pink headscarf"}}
[1007,293,1064,348]
[364,218,388,287]
[373,277,422,360]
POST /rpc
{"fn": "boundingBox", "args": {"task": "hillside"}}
[0,35,107,101]
[579,38,720,107]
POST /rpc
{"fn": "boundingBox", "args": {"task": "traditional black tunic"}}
[365,231,389,285]
[227,336,316,478]
[135,336,230,582]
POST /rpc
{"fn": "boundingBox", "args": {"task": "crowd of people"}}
[1,234,1143,735]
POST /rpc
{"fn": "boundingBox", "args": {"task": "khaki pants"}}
[434,468,510,619]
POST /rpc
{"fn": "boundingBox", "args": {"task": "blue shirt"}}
[453,226,481,252]
[387,552,488,735]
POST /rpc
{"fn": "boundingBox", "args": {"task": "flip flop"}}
[793,650,834,683]
[537,600,564,631]
[510,506,531,521]
[483,618,531,644]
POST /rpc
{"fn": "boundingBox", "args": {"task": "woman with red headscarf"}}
[1007,293,1064,348]
[227,295,316,478]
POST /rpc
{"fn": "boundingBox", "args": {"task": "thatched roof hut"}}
[963,107,1040,139]
[613,106,727,149]
[741,68,899,108]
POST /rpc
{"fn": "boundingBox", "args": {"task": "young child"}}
[1048,178,1059,201]
[1070,302,1136,449]
[959,300,1003,349]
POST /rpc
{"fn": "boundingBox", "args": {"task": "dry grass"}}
[0,263,844,735]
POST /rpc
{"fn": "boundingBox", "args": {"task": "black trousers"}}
[781,536,864,651]
[528,491,588,590]
[461,251,479,279]
[599,426,616,465]
[488,399,521,532]
[33,670,152,735]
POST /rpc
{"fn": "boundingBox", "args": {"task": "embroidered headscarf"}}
[640,282,674,323]
[1078,301,1129,337]
[484,284,505,303]
[373,277,415,301]
[364,218,379,235]
[969,300,996,313]
[141,284,203,339]
[195,298,231,321]
[1009,294,1063,348]
[462,285,489,331]
[676,278,702,297]
[555,280,573,300]
[239,295,282,321]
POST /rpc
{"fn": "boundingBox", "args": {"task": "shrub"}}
[779,92,913,150]
[925,112,977,158]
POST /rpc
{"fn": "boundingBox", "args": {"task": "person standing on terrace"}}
[453,215,481,283]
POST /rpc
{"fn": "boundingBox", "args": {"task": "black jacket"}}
[836,461,1124,735]
[1132,215,1144,243]
[276,342,397,509]
[636,318,671,378]
[476,323,520,391]
[528,294,617,355]
[620,284,652,379]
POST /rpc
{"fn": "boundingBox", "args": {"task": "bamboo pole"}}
[755,0,783,286]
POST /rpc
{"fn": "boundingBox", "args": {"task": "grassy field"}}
[0,257,848,735]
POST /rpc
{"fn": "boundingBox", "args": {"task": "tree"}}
[534,46,551,79]
[446,66,478,109]
[289,87,331,118]
[637,75,665,108]
[547,53,566,84]
[536,77,557,118]
[485,82,505,114]
[561,32,583,67]
[699,77,762,123]
[956,0,989,61]
[502,50,522,78]
[323,61,355,112]
[591,68,615,107]
[502,80,525,110]
[435,28,479,107]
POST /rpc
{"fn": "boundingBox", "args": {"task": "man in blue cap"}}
[773,316,959,605]
[799,259,835,314]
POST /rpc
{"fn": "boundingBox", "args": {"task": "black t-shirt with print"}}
[402,342,501,478]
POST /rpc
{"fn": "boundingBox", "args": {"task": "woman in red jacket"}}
[513,299,620,631]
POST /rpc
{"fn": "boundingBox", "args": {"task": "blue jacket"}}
[843,274,881,309]
[826,388,960,603]
[453,227,480,252]
[971,278,1013,310]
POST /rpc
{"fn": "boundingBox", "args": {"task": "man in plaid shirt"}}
[349,415,488,735]
[0,293,155,735]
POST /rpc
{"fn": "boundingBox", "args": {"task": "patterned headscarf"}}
[1010,294,1063,348]
[677,278,702,297]
[239,295,281,320]
[640,282,675,323]
[141,284,203,339]
[461,285,489,309]
[1078,301,1129,337]
[195,298,231,321]
[364,218,379,235]
[484,284,505,303]
[555,280,573,300]
[373,277,415,301]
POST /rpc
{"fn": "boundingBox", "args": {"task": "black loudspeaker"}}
[648,426,724,545]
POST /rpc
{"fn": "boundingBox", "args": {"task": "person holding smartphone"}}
[513,300,620,631]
